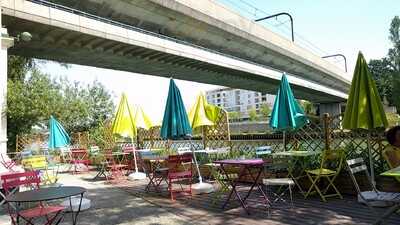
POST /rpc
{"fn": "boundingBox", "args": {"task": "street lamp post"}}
[255,12,294,42]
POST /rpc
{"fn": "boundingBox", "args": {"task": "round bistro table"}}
[6,186,86,225]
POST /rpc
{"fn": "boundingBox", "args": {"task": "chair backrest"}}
[21,155,47,170]
[345,157,376,195]
[255,146,272,157]
[382,147,400,169]
[1,171,41,194]
[319,149,345,174]
[177,147,191,154]
[122,145,135,153]
[71,148,89,160]
[168,154,192,173]
[89,146,100,154]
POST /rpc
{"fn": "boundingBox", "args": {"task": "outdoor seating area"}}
[0,62,400,225]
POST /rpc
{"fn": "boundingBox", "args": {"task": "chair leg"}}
[304,174,318,199]
[289,184,293,207]
[325,176,343,199]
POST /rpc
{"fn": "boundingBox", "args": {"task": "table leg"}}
[69,193,83,225]
[242,166,270,206]
[220,165,250,215]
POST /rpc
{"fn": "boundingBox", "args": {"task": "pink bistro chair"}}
[1,171,65,225]
[70,148,90,174]
[167,154,193,201]
[1,153,18,171]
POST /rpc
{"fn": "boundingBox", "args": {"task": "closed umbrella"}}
[269,73,308,149]
[48,115,70,150]
[134,106,153,130]
[112,93,145,180]
[161,79,192,139]
[343,52,388,183]
[188,93,221,194]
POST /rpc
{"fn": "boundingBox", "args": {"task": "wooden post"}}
[323,113,331,151]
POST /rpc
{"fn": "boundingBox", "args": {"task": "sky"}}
[41,0,399,121]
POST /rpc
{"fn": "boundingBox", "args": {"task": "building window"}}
[256,104,259,109]
[255,98,259,103]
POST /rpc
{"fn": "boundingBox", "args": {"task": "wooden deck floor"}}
[118,179,400,225]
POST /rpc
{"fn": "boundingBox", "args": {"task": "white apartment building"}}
[206,88,275,119]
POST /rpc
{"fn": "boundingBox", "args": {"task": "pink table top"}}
[213,159,264,166]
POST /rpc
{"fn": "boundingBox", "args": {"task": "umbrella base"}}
[191,182,214,195]
[128,172,146,180]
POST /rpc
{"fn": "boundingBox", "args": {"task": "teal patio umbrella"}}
[48,115,70,149]
[269,73,308,149]
[343,52,388,183]
[161,79,192,139]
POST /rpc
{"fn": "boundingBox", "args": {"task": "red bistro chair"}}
[0,153,18,171]
[167,154,193,201]
[104,150,127,183]
[70,148,90,174]
[121,146,135,173]
[1,171,65,225]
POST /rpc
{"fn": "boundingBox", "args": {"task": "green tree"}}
[259,104,271,119]
[369,16,400,111]
[228,111,241,121]
[6,56,114,151]
[299,100,316,115]
[248,107,258,121]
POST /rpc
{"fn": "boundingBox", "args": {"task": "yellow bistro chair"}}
[21,156,59,185]
[304,149,345,202]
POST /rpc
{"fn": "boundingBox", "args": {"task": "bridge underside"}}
[4,15,345,103]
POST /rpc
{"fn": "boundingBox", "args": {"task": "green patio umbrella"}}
[269,73,308,149]
[161,79,192,139]
[343,52,388,182]
[48,115,70,150]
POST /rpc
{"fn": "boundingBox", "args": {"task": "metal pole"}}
[322,54,348,72]
[255,12,294,42]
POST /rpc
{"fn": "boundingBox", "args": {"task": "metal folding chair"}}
[304,149,345,202]
[21,155,59,185]
[1,171,65,225]
[346,157,400,224]
[167,154,193,201]
[263,157,294,206]
[70,148,90,174]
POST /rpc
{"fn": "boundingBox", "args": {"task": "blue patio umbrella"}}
[48,115,70,149]
[270,73,308,149]
[161,79,192,139]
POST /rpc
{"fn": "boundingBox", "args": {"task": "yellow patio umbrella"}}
[189,94,214,130]
[112,93,145,180]
[134,106,153,130]
[188,93,221,194]
[112,93,137,138]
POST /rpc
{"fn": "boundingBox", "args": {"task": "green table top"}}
[272,151,320,157]
[380,166,400,177]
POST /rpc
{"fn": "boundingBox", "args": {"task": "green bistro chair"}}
[304,149,345,202]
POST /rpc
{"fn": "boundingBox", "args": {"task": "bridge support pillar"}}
[319,103,342,117]
[0,26,14,154]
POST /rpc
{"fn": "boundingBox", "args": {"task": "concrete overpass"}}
[1,0,350,102]
[0,0,351,152]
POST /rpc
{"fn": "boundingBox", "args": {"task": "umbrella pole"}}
[132,138,139,173]
[190,137,203,183]
[367,133,375,185]
[127,137,146,180]
[283,131,286,151]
